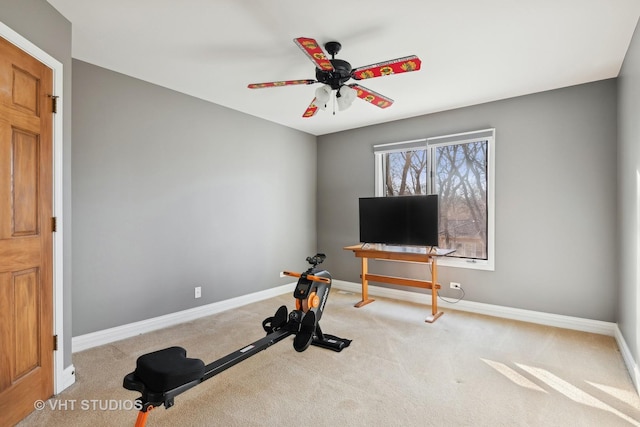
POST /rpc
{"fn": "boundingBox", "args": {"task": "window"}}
[374,129,495,270]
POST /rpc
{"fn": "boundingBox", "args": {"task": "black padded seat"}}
[134,346,205,393]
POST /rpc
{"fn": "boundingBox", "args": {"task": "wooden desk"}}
[344,244,455,323]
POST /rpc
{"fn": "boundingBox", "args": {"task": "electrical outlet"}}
[450,282,461,289]
[194,286,201,298]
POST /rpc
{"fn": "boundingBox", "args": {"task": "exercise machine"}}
[123,254,350,426]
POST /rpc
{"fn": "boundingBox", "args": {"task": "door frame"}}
[0,21,72,394]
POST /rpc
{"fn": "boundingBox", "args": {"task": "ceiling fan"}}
[247,37,422,118]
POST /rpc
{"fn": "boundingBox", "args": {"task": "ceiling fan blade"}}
[302,98,319,118]
[248,79,316,89]
[351,55,421,80]
[348,84,394,109]
[294,37,334,72]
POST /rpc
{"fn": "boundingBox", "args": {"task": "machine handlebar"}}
[281,270,331,284]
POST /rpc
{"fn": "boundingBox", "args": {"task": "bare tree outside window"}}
[434,141,487,259]
[382,140,488,259]
[384,150,427,196]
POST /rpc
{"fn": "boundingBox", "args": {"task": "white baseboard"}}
[332,280,616,336]
[614,325,640,395]
[56,364,76,394]
[72,283,296,353]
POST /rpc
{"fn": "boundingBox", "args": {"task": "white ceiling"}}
[47,0,640,136]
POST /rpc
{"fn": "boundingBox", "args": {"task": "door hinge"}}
[50,95,59,114]
[51,217,57,232]
[53,335,58,351]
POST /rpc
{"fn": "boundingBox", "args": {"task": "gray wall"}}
[0,0,73,367]
[72,60,317,335]
[618,19,640,371]
[318,80,618,322]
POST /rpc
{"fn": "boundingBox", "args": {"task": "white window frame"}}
[374,129,495,271]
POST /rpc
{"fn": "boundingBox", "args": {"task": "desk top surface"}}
[344,244,456,258]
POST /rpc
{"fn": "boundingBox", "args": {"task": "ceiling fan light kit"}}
[248,37,421,118]
[337,85,357,111]
[314,85,331,110]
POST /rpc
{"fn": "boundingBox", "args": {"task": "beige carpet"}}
[18,289,640,426]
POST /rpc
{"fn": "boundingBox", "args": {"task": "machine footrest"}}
[312,334,352,352]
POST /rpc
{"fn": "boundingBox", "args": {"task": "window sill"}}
[437,257,494,271]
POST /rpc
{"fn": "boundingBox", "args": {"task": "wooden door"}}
[0,35,54,426]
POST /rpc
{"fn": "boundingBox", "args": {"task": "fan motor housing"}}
[316,59,352,90]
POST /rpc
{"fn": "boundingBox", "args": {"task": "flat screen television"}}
[359,195,439,247]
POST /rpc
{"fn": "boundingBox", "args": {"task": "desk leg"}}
[355,256,375,308]
[425,257,444,323]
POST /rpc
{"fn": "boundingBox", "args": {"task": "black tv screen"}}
[359,195,439,247]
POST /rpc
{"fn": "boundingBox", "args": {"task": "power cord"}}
[438,286,465,304]
[427,263,466,304]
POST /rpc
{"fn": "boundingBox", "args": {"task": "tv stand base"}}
[354,298,375,308]
[344,245,450,323]
[425,312,444,323]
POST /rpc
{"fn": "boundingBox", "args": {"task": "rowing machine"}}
[123,254,350,426]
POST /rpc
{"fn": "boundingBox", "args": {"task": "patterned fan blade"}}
[302,98,319,118]
[248,79,316,89]
[351,55,421,80]
[348,84,394,109]
[294,37,334,72]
